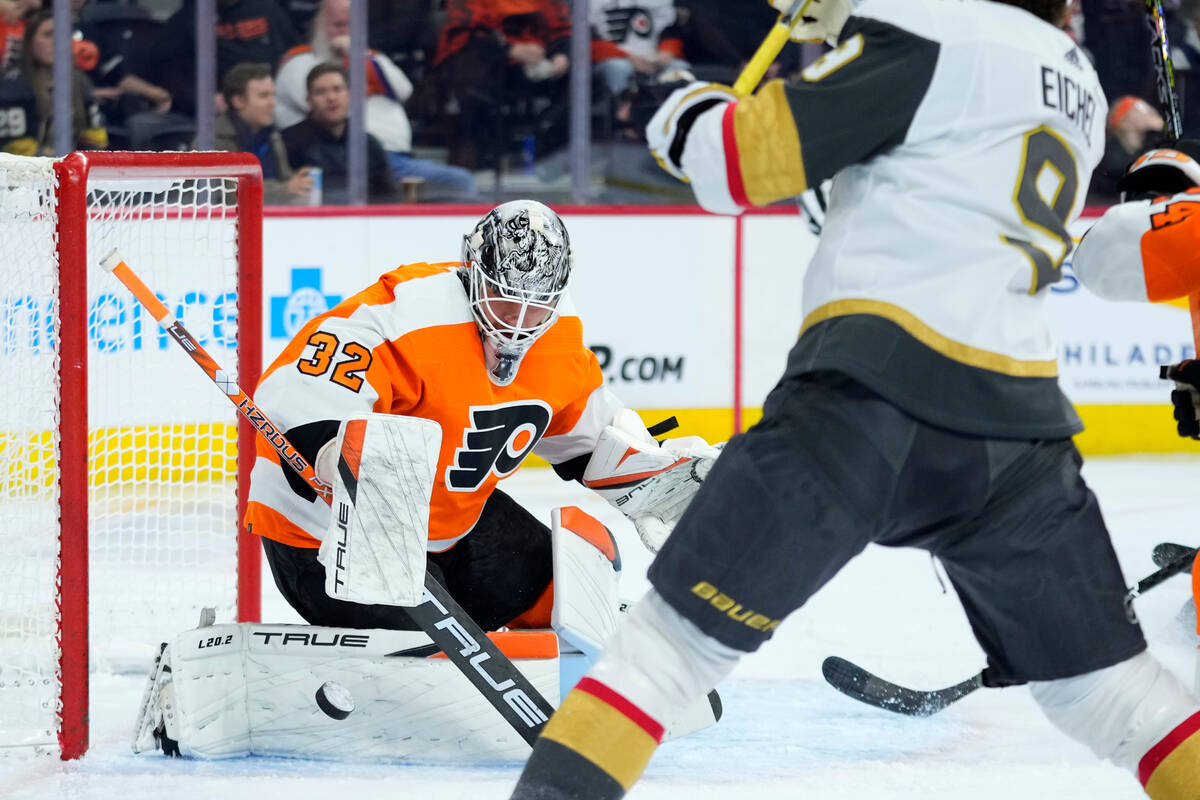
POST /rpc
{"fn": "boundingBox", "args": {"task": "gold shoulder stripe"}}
[801,33,864,83]
[731,80,808,206]
[800,299,1059,378]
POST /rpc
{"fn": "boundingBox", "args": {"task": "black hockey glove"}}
[1160,360,1200,438]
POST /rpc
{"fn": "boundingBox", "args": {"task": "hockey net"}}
[0,152,263,759]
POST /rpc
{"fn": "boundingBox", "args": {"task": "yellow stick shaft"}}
[733,23,793,96]
[731,0,808,97]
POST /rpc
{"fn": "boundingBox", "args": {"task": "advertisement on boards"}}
[262,213,732,411]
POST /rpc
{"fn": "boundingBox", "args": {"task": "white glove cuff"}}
[679,103,744,216]
[314,437,339,486]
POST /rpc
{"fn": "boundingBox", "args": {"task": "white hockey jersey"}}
[719,0,1105,436]
[590,0,678,60]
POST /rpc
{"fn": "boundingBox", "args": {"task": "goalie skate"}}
[131,641,180,757]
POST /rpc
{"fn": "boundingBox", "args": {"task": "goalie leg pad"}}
[134,622,560,761]
[550,506,622,693]
[1030,650,1200,796]
[317,413,442,607]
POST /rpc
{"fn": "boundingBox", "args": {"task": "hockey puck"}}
[315,680,355,720]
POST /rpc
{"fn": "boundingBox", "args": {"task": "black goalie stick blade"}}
[1152,542,1197,573]
[821,656,983,717]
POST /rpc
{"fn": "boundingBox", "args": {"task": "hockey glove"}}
[583,409,723,552]
[770,0,854,44]
[1161,360,1200,438]
[646,82,744,215]
[798,179,832,236]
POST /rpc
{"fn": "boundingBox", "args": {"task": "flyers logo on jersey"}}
[446,400,552,491]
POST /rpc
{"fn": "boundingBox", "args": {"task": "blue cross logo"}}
[270,268,342,339]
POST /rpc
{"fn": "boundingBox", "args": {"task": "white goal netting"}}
[0,154,248,754]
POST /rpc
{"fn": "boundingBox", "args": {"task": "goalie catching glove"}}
[583,409,722,552]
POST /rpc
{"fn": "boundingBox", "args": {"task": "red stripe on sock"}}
[1139,709,1200,785]
[721,102,749,208]
[575,677,665,743]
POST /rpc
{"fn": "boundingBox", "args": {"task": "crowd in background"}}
[0,0,1192,204]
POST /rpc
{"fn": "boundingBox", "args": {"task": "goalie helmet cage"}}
[0,151,263,760]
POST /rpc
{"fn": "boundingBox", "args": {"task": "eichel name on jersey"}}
[716,0,1105,439]
[245,262,621,553]
[1040,63,1100,146]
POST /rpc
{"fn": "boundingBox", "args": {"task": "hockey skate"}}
[133,608,214,756]
[131,640,180,756]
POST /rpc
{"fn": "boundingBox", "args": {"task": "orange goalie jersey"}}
[1073,186,1200,304]
[245,262,622,551]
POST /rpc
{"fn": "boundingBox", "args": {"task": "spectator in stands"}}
[591,0,689,99]
[217,63,313,204]
[69,0,182,149]
[590,0,694,140]
[433,0,572,170]
[675,0,789,84]
[276,0,476,198]
[130,0,300,119]
[1090,95,1167,202]
[282,62,397,204]
[0,0,31,74]
[20,11,106,155]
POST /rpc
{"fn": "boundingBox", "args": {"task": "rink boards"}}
[3,204,1186,486]
[261,205,1191,455]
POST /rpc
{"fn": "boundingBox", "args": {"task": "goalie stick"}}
[100,248,555,745]
[1142,0,1200,354]
[823,548,1199,716]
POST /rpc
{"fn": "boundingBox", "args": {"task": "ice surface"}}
[3,455,1199,799]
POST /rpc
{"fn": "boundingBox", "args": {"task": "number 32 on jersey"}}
[296,331,373,392]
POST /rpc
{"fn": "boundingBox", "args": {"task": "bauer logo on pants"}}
[446,401,552,491]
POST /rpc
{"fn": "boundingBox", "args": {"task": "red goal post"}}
[0,151,263,760]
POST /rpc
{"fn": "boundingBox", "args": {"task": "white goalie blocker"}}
[315,413,441,607]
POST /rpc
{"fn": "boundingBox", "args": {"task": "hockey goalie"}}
[132,200,722,761]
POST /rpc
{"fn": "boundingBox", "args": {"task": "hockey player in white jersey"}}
[509,1,1200,798]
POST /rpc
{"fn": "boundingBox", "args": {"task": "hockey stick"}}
[821,657,982,717]
[1124,542,1198,620]
[1142,0,1200,354]
[1146,0,1183,141]
[732,0,808,96]
[822,548,1199,716]
[1152,541,1196,573]
[100,248,555,745]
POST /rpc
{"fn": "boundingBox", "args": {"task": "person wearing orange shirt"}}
[433,0,573,169]
[245,199,719,634]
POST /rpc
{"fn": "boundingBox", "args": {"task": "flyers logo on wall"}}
[446,401,552,491]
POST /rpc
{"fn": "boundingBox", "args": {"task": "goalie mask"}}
[461,200,573,385]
